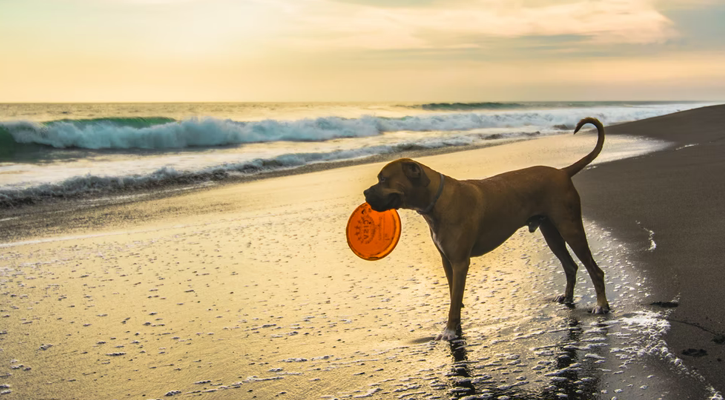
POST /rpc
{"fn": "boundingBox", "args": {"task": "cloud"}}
[273,0,677,51]
[656,0,723,9]
[99,0,204,4]
[330,0,444,7]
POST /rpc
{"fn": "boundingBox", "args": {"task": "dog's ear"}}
[402,161,430,187]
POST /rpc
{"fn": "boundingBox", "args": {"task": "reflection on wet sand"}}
[443,316,607,400]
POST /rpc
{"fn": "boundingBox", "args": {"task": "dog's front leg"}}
[438,250,453,299]
[436,258,470,341]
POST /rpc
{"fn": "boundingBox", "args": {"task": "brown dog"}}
[363,117,610,340]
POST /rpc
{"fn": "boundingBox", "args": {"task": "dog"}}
[363,117,610,341]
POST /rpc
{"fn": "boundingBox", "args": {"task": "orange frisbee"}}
[346,202,402,261]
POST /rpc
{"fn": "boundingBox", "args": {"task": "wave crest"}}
[0,105,702,151]
[418,102,526,111]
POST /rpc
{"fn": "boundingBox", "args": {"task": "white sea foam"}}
[0,132,669,207]
[619,311,671,340]
[0,131,534,206]
[636,221,657,251]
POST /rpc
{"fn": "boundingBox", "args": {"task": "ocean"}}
[0,101,714,208]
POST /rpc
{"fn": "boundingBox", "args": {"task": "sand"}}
[573,104,725,394]
[1,109,724,399]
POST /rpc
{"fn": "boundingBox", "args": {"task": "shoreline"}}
[0,129,665,245]
[0,135,554,243]
[0,136,540,212]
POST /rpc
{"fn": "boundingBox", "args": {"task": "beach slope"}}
[574,104,725,392]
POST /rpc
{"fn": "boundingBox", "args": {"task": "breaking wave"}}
[0,105,698,151]
[0,130,538,208]
[417,102,526,111]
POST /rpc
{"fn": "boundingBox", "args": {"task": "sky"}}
[0,0,724,102]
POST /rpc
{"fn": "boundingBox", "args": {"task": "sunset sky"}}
[1,0,723,102]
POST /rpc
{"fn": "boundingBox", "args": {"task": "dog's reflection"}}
[444,332,477,398]
[440,317,607,399]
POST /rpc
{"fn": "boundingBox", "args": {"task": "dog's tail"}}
[563,117,605,177]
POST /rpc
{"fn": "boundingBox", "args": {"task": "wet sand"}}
[1,114,723,399]
[573,104,725,396]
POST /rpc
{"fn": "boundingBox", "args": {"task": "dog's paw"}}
[591,305,610,314]
[435,328,458,341]
[554,294,573,304]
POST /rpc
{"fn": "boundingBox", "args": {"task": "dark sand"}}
[1,107,724,400]
[573,104,725,394]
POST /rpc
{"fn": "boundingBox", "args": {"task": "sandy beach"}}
[574,104,725,395]
[2,107,724,399]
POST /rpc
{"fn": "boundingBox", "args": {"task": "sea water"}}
[0,101,714,207]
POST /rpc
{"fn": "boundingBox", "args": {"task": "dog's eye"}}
[378,176,386,183]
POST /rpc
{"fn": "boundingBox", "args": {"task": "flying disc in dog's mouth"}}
[346,202,401,261]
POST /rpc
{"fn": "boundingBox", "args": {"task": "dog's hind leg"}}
[552,215,610,314]
[539,219,578,304]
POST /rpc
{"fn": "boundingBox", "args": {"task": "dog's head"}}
[363,158,431,212]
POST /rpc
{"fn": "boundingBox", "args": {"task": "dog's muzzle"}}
[363,187,400,212]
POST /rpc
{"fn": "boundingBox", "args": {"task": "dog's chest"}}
[430,229,444,251]
[424,217,450,253]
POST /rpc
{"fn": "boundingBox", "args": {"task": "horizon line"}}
[1,100,721,105]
